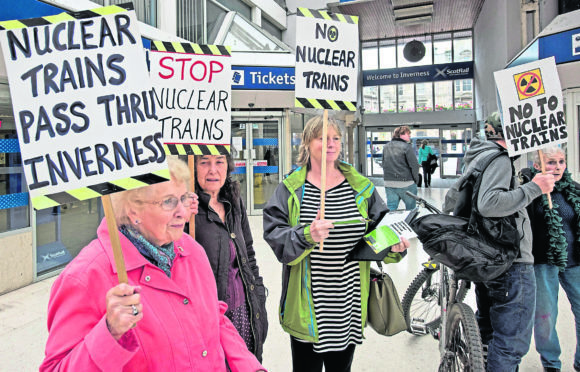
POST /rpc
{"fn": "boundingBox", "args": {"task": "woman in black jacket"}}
[194,154,268,362]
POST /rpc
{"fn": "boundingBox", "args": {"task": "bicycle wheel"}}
[402,268,469,335]
[439,303,485,372]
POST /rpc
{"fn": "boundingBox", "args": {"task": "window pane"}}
[0,94,30,234]
[177,0,205,43]
[379,40,396,69]
[453,37,473,62]
[36,200,103,276]
[397,37,432,67]
[111,0,156,26]
[433,39,452,64]
[416,82,433,112]
[379,85,397,113]
[398,84,415,112]
[454,79,473,110]
[363,86,379,114]
[261,16,282,40]
[434,81,453,111]
[362,43,378,70]
[224,14,285,51]
[216,0,251,19]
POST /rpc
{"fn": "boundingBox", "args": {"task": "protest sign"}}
[294,8,359,111]
[149,41,231,155]
[494,57,567,157]
[0,5,168,210]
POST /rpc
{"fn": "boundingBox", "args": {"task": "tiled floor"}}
[0,187,576,371]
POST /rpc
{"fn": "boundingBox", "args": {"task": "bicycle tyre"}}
[439,302,485,372]
[402,268,469,335]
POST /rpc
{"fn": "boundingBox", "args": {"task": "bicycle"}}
[404,192,485,372]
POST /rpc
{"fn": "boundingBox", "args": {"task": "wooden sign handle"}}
[188,155,196,239]
[102,194,128,284]
[538,149,553,209]
[319,110,328,251]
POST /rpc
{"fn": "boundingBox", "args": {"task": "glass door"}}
[231,119,281,215]
[439,126,472,178]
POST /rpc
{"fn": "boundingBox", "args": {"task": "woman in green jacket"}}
[418,140,435,187]
[263,116,409,372]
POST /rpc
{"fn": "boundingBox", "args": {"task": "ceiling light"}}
[394,15,433,26]
[393,3,434,18]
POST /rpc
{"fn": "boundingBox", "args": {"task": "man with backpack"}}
[451,112,555,371]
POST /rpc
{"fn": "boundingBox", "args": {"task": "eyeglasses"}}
[142,192,196,211]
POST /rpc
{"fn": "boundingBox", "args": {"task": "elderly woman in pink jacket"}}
[40,157,266,372]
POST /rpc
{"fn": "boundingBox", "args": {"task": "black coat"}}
[195,191,268,361]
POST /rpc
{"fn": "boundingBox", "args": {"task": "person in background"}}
[418,139,435,188]
[263,115,409,372]
[381,125,420,210]
[40,157,266,372]
[520,146,580,372]
[463,112,554,371]
[194,153,268,362]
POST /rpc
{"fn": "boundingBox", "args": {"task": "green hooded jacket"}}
[263,162,404,342]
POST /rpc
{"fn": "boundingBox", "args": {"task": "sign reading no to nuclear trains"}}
[494,57,567,157]
[294,8,359,111]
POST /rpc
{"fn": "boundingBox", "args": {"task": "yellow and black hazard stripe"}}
[163,144,230,156]
[0,3,133,30]
[151,40,231,56]
[297,7,358,24]
[31,169,171,210]
[295,97,357,111]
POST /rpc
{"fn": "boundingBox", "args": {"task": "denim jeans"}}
[385,184,417,211]
[475,263,536,372]
[534,264,580,370]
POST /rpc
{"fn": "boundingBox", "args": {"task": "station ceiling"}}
[328,0,487,41]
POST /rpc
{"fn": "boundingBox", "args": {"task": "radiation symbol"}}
[513,68,545,100]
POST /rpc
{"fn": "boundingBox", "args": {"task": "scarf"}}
[120,225,176,277]
[530,167,580,270]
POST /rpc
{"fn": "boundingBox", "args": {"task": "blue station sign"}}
[362,61,474,86]
[231,66,295,90]
[539,28,580,65]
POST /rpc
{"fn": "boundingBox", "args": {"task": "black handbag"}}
[367,263,407,336]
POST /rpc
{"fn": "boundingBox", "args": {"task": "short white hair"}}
[533,146,566,165]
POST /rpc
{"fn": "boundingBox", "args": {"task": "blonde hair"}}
[110,156,191,226]
[296,115,342,168]
[533,146,566,165]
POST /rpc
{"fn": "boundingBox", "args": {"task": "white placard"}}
[494,57,567,157]
[294,9,359,105]
[0,10,167,203]
[149,47,231,148]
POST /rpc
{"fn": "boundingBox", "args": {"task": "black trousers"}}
[421,161,431,187]
[290,337,356,372]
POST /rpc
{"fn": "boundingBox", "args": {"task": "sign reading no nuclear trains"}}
[294,8,359,111]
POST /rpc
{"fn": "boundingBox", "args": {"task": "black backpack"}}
[410,149,520,282]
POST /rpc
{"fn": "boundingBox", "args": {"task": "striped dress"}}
[300,179,367,352]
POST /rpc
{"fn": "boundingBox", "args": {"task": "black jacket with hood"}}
[195,191,268,361]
